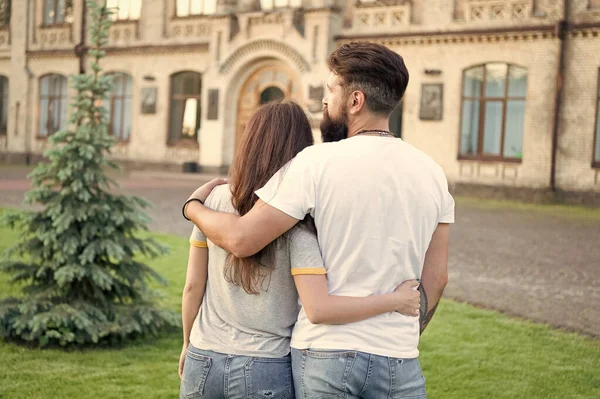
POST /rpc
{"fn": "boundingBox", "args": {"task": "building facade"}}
[1,0,600,198]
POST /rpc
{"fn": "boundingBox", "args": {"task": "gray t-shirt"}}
[188,184,325,358]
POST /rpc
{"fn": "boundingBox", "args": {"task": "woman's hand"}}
[393,280,421,317]
[179,345,187,379]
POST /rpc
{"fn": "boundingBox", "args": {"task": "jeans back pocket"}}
[245,357,293,399]
[180,350,212,398]
[300,350,357,399]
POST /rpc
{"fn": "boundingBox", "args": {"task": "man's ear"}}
[348,90,366,115]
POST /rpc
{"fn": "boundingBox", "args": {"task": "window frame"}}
[260,0,302,11]
[458,62,527,163]
[107,0,141,21]
[106,72,133,143]
[0,75,7,136]
[167,71,202,146]
[0,0,10,27]
[42,0,74,26]
[175,0,207,18]
[593,68,600,168]
[38,74,68,138]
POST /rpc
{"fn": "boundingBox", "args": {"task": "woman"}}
[179,101,419,398]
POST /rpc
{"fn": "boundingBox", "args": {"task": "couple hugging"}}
[179,42,454,399]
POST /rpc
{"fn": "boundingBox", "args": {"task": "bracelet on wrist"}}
[182,198,204,221]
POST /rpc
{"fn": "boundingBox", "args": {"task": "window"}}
[43,0,73,25]
[459,63,527,161]
[106,73,132,141]
[0,0,10,27]
[594,69,600,166]
[176,0,216,16]
[39,74,68,137]
[260,0,302,10]
[106,0,141,20]
[169,72,201,145]
[0,76,7,135]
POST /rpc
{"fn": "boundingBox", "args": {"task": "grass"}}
[455,195,600,222]
[0,211,599,398]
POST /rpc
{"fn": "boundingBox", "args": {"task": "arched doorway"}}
[260,86,285,104]
[236,63,302,145]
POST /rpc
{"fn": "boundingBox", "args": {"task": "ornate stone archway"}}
[235,62,303,145]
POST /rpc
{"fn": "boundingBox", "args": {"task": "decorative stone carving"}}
[169,18,211,40]
[352,2,410,31]
[337,28,556,49]
[37,25,72,49]
[249,13,284,25]
[355,0,408,7]
[220,40,311,74]
[465,0,533,22]
[109,21,139,46]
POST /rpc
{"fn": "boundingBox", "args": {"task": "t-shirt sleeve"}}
[255,150,316,220]
[189,225,208,248]
[439,188,455,224]
[288,226,326,276]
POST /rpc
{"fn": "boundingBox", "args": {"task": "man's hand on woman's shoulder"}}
[188,178,228,203]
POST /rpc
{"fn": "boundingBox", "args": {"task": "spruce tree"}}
[0,1,179,347]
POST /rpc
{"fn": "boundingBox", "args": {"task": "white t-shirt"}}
[256,136,455,359]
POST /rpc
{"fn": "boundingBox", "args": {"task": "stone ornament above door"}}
[220,40,310,75]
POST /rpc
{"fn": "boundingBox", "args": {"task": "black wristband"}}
[182,198,204,221]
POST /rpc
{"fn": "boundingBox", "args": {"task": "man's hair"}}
[328,42,409,115]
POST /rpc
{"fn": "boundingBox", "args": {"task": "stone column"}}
[5,0,31,159]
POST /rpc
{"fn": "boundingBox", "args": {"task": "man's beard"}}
[320,107,349,143]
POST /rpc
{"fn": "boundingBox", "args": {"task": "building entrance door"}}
[236,63,302,146]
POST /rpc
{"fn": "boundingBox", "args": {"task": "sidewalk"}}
[0,165,226,190]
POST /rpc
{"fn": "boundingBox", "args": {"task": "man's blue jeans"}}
[291,348,426,398]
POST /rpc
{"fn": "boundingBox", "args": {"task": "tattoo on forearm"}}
[420,302,439,333]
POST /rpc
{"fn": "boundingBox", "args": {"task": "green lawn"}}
[0,215,599,398]
[455,195,600,222]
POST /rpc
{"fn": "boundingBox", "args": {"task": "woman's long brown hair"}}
[227,101,314,294]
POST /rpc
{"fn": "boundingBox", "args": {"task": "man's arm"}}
[420,223,450,333]
[185,148,315,257]
[186,199,299,258]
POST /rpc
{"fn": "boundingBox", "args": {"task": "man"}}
[184,42,453,398]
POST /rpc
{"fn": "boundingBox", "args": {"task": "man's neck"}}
[347,116,391,138]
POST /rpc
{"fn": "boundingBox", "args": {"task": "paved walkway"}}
[1,166,599,338]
